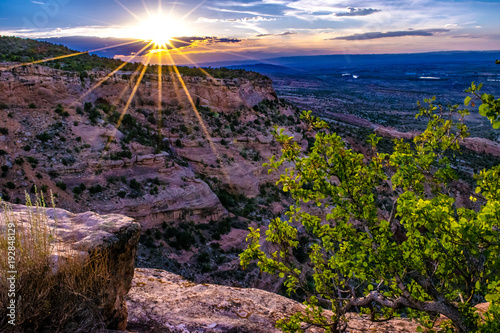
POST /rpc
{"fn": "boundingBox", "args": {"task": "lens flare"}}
[132,13,189,48]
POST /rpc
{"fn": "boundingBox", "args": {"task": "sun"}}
[133,13,188,48]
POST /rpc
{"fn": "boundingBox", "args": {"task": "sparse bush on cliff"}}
[36,132,52,143]
[129,179,141,191]
[55,181,67,191]
[241,83,500,333]
[0,193,111,332]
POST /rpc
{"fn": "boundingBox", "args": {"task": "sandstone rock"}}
[102,124,125,140]
[0,204,141,331]
[126,268,420,333]
[256,135,273,144]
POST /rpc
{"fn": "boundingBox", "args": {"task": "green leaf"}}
[464,96,471,106]
[479,104,488,116]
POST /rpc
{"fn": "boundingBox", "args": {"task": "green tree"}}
[241,84,500,332]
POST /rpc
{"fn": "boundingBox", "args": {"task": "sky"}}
[0,0,499,65]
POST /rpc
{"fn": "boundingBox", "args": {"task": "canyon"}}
[1,40,499,332]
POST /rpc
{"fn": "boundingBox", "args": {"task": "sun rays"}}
[0,0,277,187]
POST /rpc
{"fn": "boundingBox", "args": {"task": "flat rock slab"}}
[126,268,419,333]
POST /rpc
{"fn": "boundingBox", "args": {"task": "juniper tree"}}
[241,83,500,332]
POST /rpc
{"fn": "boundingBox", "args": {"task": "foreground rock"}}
[3,204,141,331]
[126,268,419,333]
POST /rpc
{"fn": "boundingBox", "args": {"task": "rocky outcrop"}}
[375,125,500,157]
[0,64,276,112]
[96,163,227,229]
[126,268,419,333]
[2,204,141,330]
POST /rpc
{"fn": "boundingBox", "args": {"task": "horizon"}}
[1,0,500,65]
[2,35,499,68]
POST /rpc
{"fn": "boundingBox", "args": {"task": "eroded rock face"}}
[126,268,419,333]
[2,204,141,331]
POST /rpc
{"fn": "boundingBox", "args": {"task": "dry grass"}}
[0,192,111,332]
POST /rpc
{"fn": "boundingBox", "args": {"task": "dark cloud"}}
[37,36,241,58]
[335,7,381,17]
[331,28,450,40]
[173,37,241,45]
[451,34,482,39]
[255,31,297,37]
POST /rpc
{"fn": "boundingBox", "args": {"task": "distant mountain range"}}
[12,35,500,74]
[199,51,500,73]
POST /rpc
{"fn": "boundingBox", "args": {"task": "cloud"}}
[197,16,276,23]
[256,30,297,37]
[335,7,381,17]
[205,6,276,17]
[169,37,242,48]
[451,34,482,39]
[35,36,242,59]
[331,28,450,40]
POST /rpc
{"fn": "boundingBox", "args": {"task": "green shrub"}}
[26,156,38,167]
[36,132,52,143]
[88,185,103,194]
[129,179,141,190]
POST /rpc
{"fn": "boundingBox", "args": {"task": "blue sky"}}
[0,0,499,63]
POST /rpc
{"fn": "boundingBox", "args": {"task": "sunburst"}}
[0,0,273,187]
[132,13,190,49]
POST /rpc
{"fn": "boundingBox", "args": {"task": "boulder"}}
[126,268,419,333]
[2,204,141,331]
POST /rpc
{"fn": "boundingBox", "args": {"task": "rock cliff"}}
[0,62,289,225]
[1,203,141,330]
[126,268,419,333]
[0,62,302,292]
